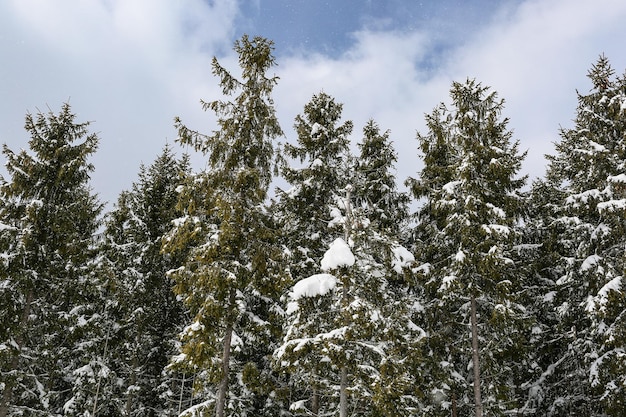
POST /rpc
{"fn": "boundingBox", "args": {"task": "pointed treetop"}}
[588,54,615,92]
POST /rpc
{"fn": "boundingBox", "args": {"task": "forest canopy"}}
[1,36,625,417]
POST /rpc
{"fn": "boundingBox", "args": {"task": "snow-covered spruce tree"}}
[272,92,353,414]
[275,118,422,417]
[0,104,103,416]
[510,178,566,416]
[275,190,421,417]
[274,92,354,279]
[353,119,414,270]
[406,101,470,417]
[352,120,422,416]
[163,35,287,417]
[533,55,626,416]
[271,92,353,415]
[408,80,529,416]
[354,119,410,239]
[405,103,458,262]
[81,145,192,416]
[63,259,122,417]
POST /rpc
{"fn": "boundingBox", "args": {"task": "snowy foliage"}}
[3,47,626,417]
[0,104,103,416]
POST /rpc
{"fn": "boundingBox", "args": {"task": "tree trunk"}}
[0,378,11,417]
[0,290,33,417]
[215,289,236,417]
[177,373,187,416]
[124,354,136,416]
[470,296,483,417]
[311,384,319,416]
[339,186,352,417]
[339,366,348,417]
[451,391,457,417]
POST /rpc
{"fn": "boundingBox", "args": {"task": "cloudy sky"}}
[1,0,626,207]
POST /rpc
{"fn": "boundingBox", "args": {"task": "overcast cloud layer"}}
[1,0,626,207]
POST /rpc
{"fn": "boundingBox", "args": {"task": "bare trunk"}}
[311,386,319,416]
[339,367,348,417]
[0,379,11,417]
[470,296,483,417]
[339,186,352,417]
[0,290,33,417]
[124,354,136,416]
[177,373,186,416]
[215,289,236,417]
[451,391,457,417]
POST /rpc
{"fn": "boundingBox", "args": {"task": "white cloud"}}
[8,0,238,56]
[0,0,239,203]
[1,0,625,207]
[445,0,626,178]
[275,30,445,186]
[276,0,626,186]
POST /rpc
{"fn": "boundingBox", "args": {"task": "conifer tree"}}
[0,104,102,416]
[409,80,528,416]
[276,188,421,417]
[80,145,192,416]
[353,121,423,416]
[405,103,458,260]
[515,178,569,415]
[534,55,626,415]
[275,92,354,280]
[405,106,464,417]
[275,118,421,417]
[272,92,353,415]
[63,260,121,417]
[355,119,410,238]
[164,35,286,417]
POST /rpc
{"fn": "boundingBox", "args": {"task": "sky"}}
[1,0,626,208]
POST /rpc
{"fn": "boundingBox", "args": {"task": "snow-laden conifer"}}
[272,92,354,416]
[275,116,421,416]
[531,55,626,415]
[0,104,102,416]
[408,79,529,416]
[70,145,192,416]
[164,35,287,417]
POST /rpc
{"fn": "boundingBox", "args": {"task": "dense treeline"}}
[1,35,625,417]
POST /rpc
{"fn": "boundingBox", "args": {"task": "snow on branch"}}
[291,273,337,301]
[586,276,622,313]
[321,238,355,271]
[391,245,415,273]
[598,199,626,213]
[286,273,337,314]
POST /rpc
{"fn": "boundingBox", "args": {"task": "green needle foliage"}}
[0,104,103,416]
[165,35,287,417]
[409,79,529,416]
[532,55,626,416]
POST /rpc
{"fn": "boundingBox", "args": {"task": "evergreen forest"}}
[2,35,626,417]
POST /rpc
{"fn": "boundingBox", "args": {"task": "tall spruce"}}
[516,178,570,415]
[164,35,286,417]
[272,92,353,415]
[408,80,528,416]
[355,119,410,238]
[535,55,626,415]
[275,187,421,417]
[352,120,422,416]
[275,118,422,416]
[405,105,463,416]
[90,145,192,415]
[275,92,354,279]
[0,104,103,416]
